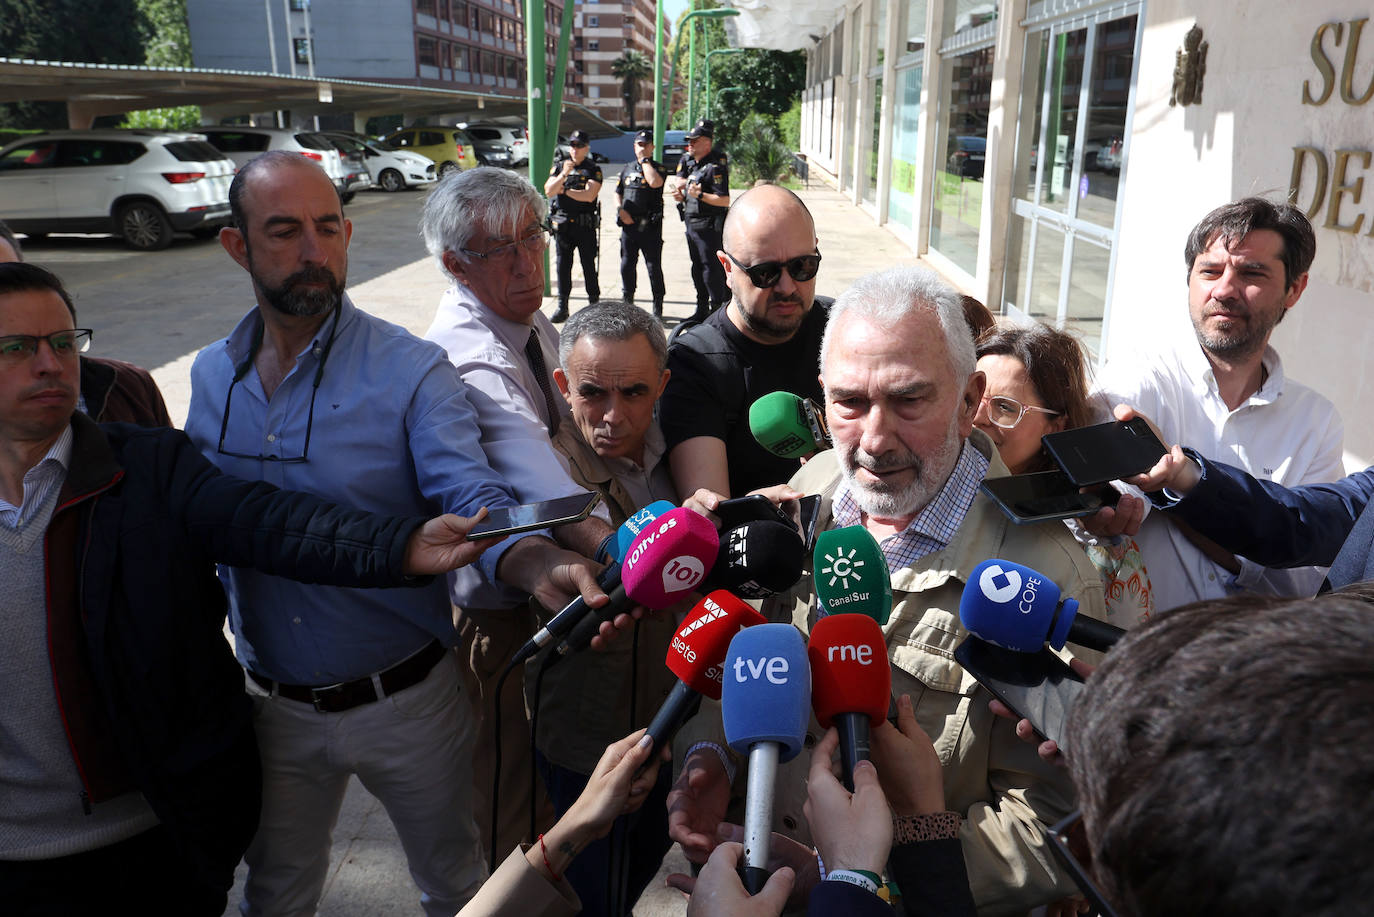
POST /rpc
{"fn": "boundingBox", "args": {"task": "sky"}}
[664,0,691,26]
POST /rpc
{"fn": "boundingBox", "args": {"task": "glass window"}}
[928,45,992,275]
[873,0,889,68]
[57,140,143,167]
[293,38,312,65]
[1079,16,1135,228]
[1038,28,1085,215]
[863,76,882,206]
[417,0,437,14]
[588,14,599,26]
[904,0,928,51]
[887,64,922,229]
[943,0,996,39]
[418,36,438,66]
[1066,236,1109,355]
[589,39,599,50]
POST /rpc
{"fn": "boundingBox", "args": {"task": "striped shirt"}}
[0,426,72,531]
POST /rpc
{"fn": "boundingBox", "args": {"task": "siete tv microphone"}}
[960,558,1125,654]
[557,507,719,655]
[813,526,893,625]
[722,623,811,896]
[644,590,767,758]
[808,613,891,792]
[748,391,830,459]
[701,520,806,599]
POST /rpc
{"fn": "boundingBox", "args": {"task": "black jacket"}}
[46,414,427,893]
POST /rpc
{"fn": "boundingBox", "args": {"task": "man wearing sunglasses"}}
[670,119,731,323]
[544,130,603,324]
[660,184,831,499]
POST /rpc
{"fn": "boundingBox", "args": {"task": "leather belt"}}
[248,640,446,714]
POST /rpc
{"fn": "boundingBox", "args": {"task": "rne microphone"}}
[644,590,767,758]
[702,520,807,599]
[814,526,893,624]
[808,613,891,792]
[960,558,1125,654]
[748,391,830,459]
[722,623,810,895]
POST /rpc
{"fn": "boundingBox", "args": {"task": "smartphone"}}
[715,493,798,533]
[981,470,1117,525]
[1041,417,1168,487]
[465,492,600,541]
[953,636,1086,747]
[796,494,823,552]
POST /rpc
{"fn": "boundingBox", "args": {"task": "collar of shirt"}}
[1180,339,1286,409]
[0,424,74,530]
[832,440,989,571]
[224,293,352,380]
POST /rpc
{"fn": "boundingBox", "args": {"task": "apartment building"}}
[572,0,670,126]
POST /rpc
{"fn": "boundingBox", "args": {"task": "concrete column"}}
[912,0,947,256]
[850,0,874,204]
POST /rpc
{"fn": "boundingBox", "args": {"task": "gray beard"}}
[840,421,964,519]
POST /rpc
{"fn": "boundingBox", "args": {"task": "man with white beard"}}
[667,266,1107,915]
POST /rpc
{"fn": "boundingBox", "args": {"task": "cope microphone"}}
[749,391,830,459]
[814,526,893,624]
[701,520,806,599]
[557,507,719,655]
[808,613,891,792]
[722,623,811,895]
[960,559,1125,654]
[643,590,767,758]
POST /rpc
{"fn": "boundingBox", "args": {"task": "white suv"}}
[0,130,234,250]
[198,126,352,200]
[463,123,529,167]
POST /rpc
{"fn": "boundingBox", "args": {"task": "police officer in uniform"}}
[544,129,603,323]
[670,119,730,324]
[616,129,667,320]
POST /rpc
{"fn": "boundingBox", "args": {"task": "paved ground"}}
[22,167,920,916]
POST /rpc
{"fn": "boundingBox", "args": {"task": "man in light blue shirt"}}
[185,152,605,917]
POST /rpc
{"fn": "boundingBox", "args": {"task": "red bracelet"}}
[538,833,562,882]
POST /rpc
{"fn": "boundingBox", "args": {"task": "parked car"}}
[320,132,436,191]
[462,123,529,167]
[661,130,689,164]
[198,126,353,200]
[0,129,234,250]
[947,135,986,179]
[382,127,478,175]
[306,131,371,199]
[1094,136,1124,174]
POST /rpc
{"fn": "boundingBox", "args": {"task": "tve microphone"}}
[557,507,719,654]
[644,590,767,757]
[808,613,891,792]
[702,520,807,599]
[748,391,830,459]
[960,559,1125,654]
[722,623,810,895]
[814,526,893,624]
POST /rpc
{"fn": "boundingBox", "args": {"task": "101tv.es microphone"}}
[813,525,893,624]
[959,558,1125,654]
[808,612,891,792]
[701,520,807,599]
[748,391,830,459]
[721,623,811,895]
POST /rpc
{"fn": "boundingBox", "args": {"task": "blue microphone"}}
[611,499,676,560]
[722,623,811,895]
[960,558,1124,654]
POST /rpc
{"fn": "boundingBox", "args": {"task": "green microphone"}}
[813,526,893,625]
[748,391,830,459]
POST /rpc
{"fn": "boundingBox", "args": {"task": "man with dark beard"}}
[658,184,830,497]
[183,152,608,917]
[1094,197,1343,612]
[666,265,1107,914]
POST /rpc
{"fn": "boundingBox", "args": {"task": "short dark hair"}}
[0,219,23,261]
[1184,197,1316,288]
[228,150,341,233]
[0,261,76,320]
[1067,592,1374,917]
[558,300,667,373]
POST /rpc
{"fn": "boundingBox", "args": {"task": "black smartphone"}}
[982,471,1117,524]
[953,636,1086,747]
[795,494,823,552]
[1041,417,1168,487]
[715,493,798,533]
[465,492,600,541]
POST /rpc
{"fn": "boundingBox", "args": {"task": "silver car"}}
[320,132,436,191]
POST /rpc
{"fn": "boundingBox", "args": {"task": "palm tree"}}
[611,49,654,130]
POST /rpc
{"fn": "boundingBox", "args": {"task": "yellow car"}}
[382,127,478,176]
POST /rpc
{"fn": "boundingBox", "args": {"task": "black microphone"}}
[700,520,807,599]
[510,562,626,666]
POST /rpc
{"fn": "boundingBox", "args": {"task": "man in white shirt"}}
[419,166,617,858]
[1095,197,1344,613]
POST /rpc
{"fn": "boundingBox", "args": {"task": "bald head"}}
[718,184,821,345]
[722,183,815,252]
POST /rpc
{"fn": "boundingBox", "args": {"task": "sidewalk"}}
[214,173,915,916]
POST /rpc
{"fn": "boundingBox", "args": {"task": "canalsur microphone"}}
[722,623,811,895]
[701,520,807,599]
[557,507,720,654]
[644,590,767,757]
[748,391,830,459]
[813,526,893,624]
[960,559,1125,654]
[808,613,891,792]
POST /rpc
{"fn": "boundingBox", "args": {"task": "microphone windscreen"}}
[622,507,719,609]
[614,500,677,561]
[808,613,891,729]
[666,590,768,698]
[960,559,1074,652]
[749,391,821,459]
[814,526,893,624]
[706,521,806,598]
[722,623,811,762]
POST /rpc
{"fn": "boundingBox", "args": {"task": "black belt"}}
[248,640,446,713]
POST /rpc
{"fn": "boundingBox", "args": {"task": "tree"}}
[122,0,200,130]
[611,49,654,130]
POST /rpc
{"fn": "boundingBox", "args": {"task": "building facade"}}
[573,0,671,127]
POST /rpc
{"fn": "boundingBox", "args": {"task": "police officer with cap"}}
[616,128,667,320]
[544,129,603,323]
[670,119,730,323]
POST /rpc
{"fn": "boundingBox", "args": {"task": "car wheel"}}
[118,202,173,251]
[341,190,356,204]
[438,161,459,176]
[379,168,406,192]
[190,226,221,240]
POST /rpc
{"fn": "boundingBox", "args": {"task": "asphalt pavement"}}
[20,167,920,916]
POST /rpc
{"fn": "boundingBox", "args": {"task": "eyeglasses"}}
[460,222,551,263]
[980,394,1061,429]
[1044,810,1117,917]
[570,141,588,149]
[0,329,92,363]
[723,251,822,288]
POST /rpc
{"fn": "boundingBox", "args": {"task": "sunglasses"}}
[723,251,822,288]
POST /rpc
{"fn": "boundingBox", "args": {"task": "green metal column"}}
[653,0,667,153]
[686,0,697,125]
[704,47,743,120]
[662,8,739,141]
[525,0,546,183]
